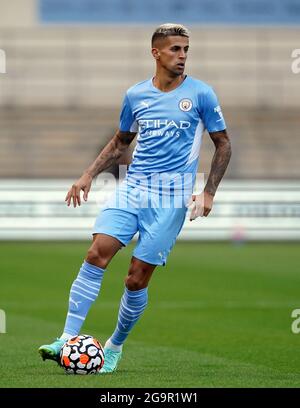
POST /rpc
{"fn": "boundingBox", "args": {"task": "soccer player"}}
[39,23,231,373]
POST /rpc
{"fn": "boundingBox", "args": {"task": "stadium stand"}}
[0,1,299,240]
[0,26,299,179]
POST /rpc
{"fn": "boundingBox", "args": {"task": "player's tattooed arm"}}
[189,129,231,220]
[205,129,231,196]
[85,130,136,178]
[65,130,136,207]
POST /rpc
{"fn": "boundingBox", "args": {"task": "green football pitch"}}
[1,241,300,388]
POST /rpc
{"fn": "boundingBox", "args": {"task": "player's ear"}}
[152,48,160,60]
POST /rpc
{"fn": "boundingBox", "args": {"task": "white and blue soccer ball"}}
[59,334,104,375]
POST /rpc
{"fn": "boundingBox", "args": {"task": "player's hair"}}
[151,23,190,46]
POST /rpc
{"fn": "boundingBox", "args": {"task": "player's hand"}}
[188,191,214,221]
[65,172,93,207]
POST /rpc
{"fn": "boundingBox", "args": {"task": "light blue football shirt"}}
[119,75,226,195]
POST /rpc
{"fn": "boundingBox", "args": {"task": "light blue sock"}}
[63,261,105,336]
[110,287,148,347]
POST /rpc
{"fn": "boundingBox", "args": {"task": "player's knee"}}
[86,246,111,269]
[125,274,145,291]
[125,264,149,291]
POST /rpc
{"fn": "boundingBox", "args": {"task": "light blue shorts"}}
[92,183,188,266]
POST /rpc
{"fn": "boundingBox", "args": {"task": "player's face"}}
[153,36,189,76]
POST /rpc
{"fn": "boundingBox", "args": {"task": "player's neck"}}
[152,72,186,93]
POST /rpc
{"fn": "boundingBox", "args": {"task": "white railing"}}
[0,179,299,241]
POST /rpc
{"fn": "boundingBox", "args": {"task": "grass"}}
[0,241,300,388]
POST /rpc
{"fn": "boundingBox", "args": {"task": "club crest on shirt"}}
[179,98,192,112]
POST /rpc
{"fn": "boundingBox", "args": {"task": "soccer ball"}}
[59,334,105,375]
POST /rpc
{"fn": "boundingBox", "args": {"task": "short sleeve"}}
[119,93,138,132]
[199,87,226,133]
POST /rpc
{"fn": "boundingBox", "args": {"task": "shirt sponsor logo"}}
[138,119,191,130]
